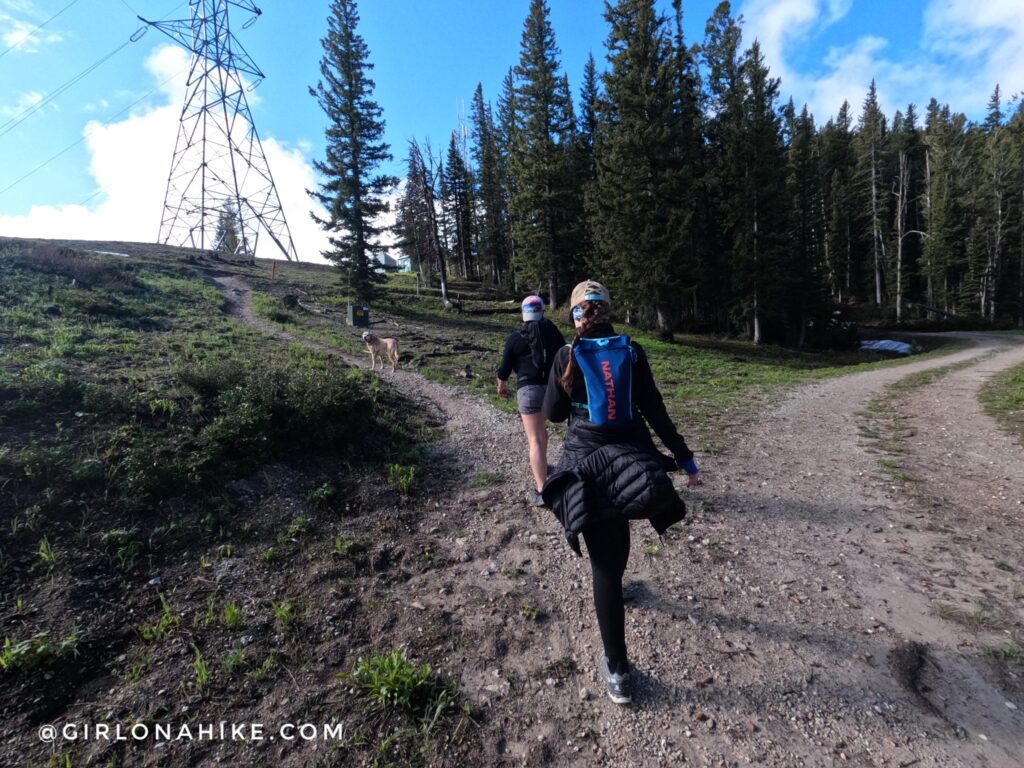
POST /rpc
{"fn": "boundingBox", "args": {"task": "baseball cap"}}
[521,295,545,321]
[570,280,610,309]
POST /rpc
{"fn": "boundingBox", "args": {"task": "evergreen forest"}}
[321,0,1024,343]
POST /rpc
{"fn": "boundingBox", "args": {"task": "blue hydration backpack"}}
[571,335,636,426]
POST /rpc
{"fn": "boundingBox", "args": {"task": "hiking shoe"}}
[597,654,632,705]
[530,490,545,507]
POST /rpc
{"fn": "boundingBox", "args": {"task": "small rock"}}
[578,687,591,701]
[1006,701,1018,711]
[147,577,162,587]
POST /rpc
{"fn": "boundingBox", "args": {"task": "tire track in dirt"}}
[214,275,1023,767]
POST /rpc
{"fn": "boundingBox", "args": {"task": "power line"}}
[0,65,189,199]
[0,2,187,139]
[0,42,133,138]
[0,0,84,60]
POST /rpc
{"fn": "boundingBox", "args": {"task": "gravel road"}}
[216,276,1024,767]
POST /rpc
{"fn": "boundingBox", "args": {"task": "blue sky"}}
[1,0,1022,261]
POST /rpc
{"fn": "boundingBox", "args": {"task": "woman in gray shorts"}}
[496,296,566,505]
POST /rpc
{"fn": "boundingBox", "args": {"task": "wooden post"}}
[271,260,278,281]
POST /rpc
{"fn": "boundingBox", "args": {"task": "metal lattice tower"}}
[142,1,298,260]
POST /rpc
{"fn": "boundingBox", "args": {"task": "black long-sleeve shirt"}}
[496,319,566,389]
[542,323,693,463]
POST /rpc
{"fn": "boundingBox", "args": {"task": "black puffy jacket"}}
[541,424,686,554]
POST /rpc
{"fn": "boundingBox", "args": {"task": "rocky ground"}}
[217,277,1024,767]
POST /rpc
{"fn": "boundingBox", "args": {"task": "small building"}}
[374,253,399,271]
[395,255,413,273]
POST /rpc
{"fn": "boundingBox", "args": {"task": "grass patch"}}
[980,363,1024,445]
[930,601,1005,631]
[983,640,1023,663]
[860,354,980,479]
[334,536,367,557]
[272,600,298,631]
[0,631,78,672]
[139,594,180,642]
[343,650,458,726]
[471,470,504,488]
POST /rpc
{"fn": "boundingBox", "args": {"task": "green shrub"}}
[177,359,247,397]
[387,464,416,495]
[306,482,336,506]
[220,602,245,631]
[140,594,180,642]
[272,600,298,631]
[199,364,374,467]
[343,650,455,725]
[116,434,193,501]
[0,631,79,673]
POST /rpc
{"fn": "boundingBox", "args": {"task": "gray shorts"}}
[516,384,546,415]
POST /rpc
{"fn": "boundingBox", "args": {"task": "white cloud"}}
[0,10,63,53]
[0,44,336,264]
[0,89,43,117]
[740,0,1024,122]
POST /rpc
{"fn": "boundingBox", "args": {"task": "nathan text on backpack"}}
[572,335,636,426]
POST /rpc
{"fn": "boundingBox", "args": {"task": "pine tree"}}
[701,1,746,330]
[819,102,856,303]
[496,67,519,288]
[889,104,926,321]
[785,104,824,343]
[577,54,600,183]
[508,0,576,306]
[309,0,397,304]
[470,83,508,285]
[214,203,241,258]
[587,0,697,337]
[922,100,971,314]
[1012,99,1024,327]
[576,53,601,274]
[733,41,789,342]
[854,80,889,306]
[979,85,1012,319]
[668,0,705,328]
[443,132,476,279]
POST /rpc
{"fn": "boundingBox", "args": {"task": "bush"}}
[199,363,375,467]
[177,359,248,397]
[8,244,137,291]
[344,650,455,724]
[116,433,194,501]
[0,631,79,673]
[0,364,83,425]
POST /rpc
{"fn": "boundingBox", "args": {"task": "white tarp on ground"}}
[860,339,914,355]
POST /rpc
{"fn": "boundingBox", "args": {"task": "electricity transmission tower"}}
[142,0,298,260]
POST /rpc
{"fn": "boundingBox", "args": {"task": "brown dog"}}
[362,331,399,372]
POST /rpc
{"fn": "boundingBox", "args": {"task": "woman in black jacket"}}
[542,280,699,705]
[496,296,566,505]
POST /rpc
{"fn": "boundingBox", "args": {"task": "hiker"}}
[541,280,700,705]
[497,295,566,505]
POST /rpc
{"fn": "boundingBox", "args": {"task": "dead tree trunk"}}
[894,151,909,323]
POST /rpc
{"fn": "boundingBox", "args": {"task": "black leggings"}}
[582,519,631,675]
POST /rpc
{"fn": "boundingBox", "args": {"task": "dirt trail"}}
[216,277,1024,767]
